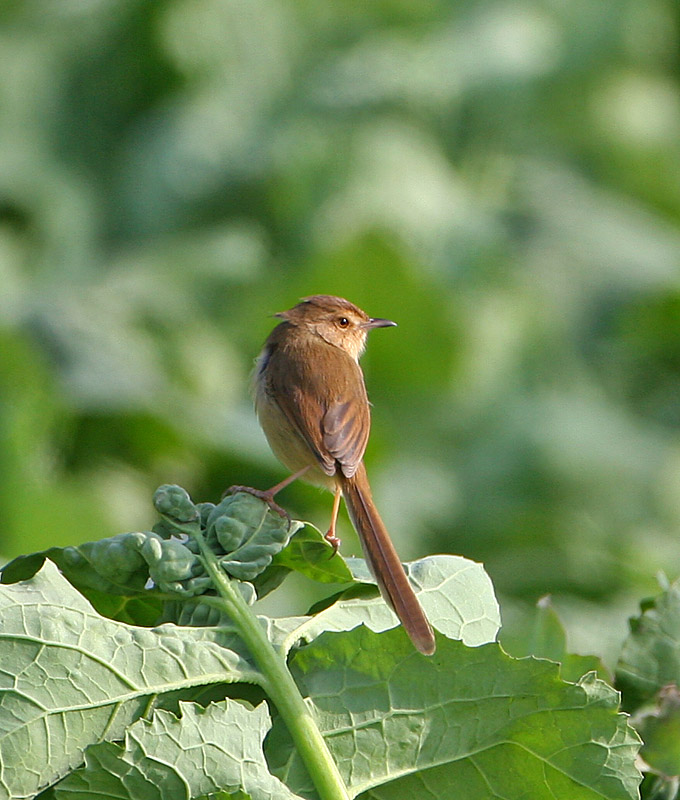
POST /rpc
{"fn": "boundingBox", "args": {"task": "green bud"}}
[196,502,216,527]
[175,601,230,627]
[184,537,200,554]
[203,491,293,580]
[158,580,185,594]
[140,535,164,566]
[89,533,147,582]
[153,485,198,524]
[148,538,198,583]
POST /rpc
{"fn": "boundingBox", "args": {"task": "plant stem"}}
[195,531,351,800]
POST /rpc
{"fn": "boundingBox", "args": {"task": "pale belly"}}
[255,389,337,491]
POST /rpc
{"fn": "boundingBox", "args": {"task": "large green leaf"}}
[273,555,500,654]
[54,701,300,800]
[269,626,641,800]
[0,561,260,800]
[616,579,680,711]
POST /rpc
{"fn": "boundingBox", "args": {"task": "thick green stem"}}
[195,531,350,800]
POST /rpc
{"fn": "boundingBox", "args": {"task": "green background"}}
[2,0,679,665]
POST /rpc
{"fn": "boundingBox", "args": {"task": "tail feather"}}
[340,464,435,656]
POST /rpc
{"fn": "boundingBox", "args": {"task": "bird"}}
[233,294,435,655]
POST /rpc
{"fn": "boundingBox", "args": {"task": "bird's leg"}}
[226,465,311,521]
[324,486,342,554]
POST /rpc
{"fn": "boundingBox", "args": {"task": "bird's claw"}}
[224,485,291,524]
[324,530,341,558]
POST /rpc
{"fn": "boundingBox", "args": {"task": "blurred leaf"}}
[269,233,458,403]
[501,595,610,683]
[636,685,680,779]
[4,0,680,669]
[639,773,680,800]
[0,328,118,557]
[616,579,680,712]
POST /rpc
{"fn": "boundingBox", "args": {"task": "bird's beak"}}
[364,317,397,329]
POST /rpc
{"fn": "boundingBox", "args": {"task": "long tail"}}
[340,463,436,655]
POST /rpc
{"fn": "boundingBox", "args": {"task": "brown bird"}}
[238,294,435,656]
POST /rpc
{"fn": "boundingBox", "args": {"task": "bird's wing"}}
[321,396,369,478]
[265,340,370,478]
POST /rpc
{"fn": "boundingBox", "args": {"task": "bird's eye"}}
[338,317,350,328]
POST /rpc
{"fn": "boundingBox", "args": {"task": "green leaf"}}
[271,524,353,583]
[252,525,354,600]
[1,538,165,624]
[79,586,164,626]
[359,555,501,646]
[1,533,152,595]
[0,561,261,800]
[273,555,500,654]
[269,626,641,800]
[616,579,680,711]
[2,530,205,602]
[251,563,293,599]
[54,701,301,800]
[306,581,379,616]
[501,595,610,683]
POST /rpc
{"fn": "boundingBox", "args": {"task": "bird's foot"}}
[324,529,341,557]
[224,485,291,523]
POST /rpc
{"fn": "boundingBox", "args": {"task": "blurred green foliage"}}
[2,0,680,662]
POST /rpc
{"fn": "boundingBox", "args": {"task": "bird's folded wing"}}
[266,343,370,478]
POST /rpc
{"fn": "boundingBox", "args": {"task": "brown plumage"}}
[253,295,435,656]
